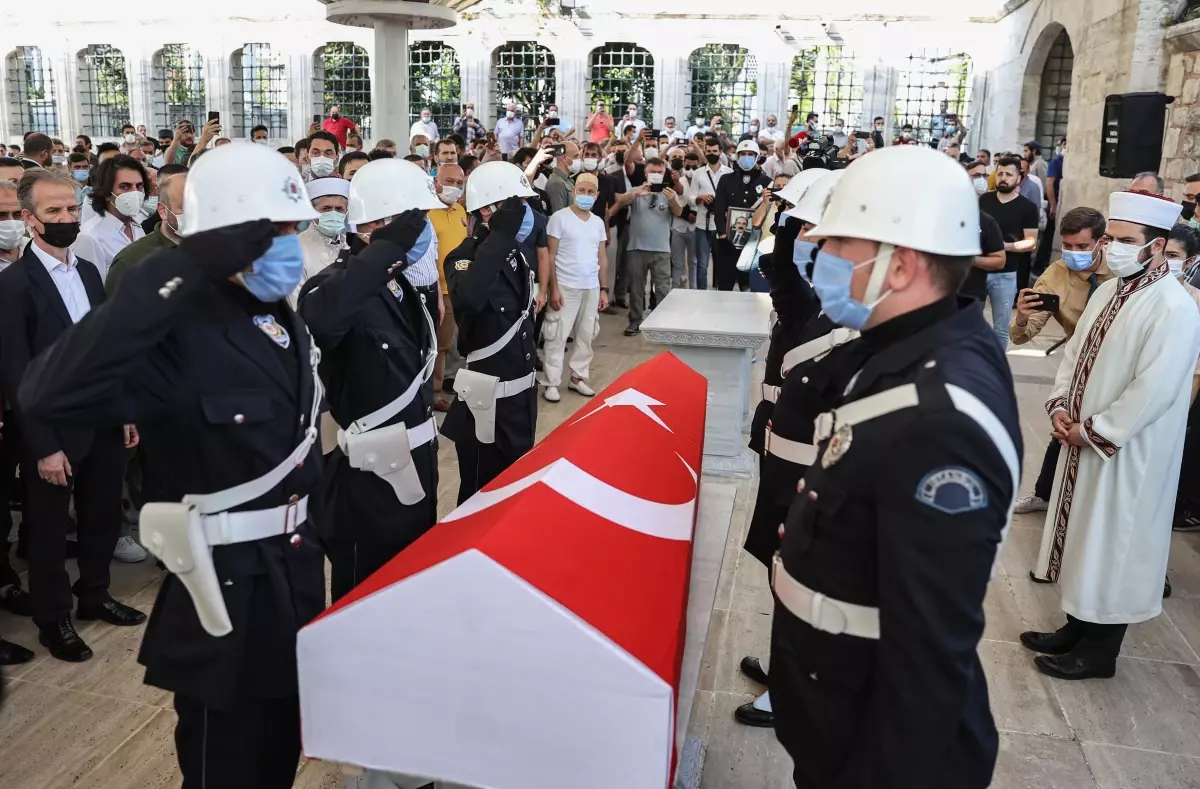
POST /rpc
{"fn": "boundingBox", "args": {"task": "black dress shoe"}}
[734,702,775,728]
[1165,576,1172,599]
[38,619,93,662]
[1028,570,1053,584]
[1034,653,1117,680]
[76,597,147,626]
[614,298,628,309]
[442,377,455,393]
[0,585,33,617]
[739,656,769,686]
[0,637,35,665]
[1019,628,1082,656]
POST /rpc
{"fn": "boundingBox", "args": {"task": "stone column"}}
[1128,0,1177,92]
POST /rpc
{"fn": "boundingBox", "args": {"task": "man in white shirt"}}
[0,168,145,663]
[542,173,609,402]
[663,116,686,144]
[72,154,147,282]
[685,116,709,139]
[618,104,646,139]
[494,104,526,156]
[830,117,850,149]
[758,114,786,149]
[409,108,439,143]
[690,138,733,290]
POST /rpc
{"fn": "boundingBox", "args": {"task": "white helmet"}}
[808,146,980,256]
[179,142,317,236]
[465,161,537,213]
[346,158,443,226]
[785,170,845,226]
[773,168,829,208]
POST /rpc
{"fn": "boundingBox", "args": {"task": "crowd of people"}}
[0,94,1197,789]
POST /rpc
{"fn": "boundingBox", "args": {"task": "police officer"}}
[298,158,444,602]
[712,139,771,291]
[18,143,326,788]
[740,170,870,729]
[769,146,1021,787]
[442,162,539,503]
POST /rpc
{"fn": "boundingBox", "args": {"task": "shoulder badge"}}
[454,259,470,271]
[508,249,519,270]
[253,315,291,349]
[755,184,764,194]
[821,424,853,468]
[915,467,988,515]
[387,279,404,301]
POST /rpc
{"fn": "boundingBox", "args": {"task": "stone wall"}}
[1162,20,1200,199]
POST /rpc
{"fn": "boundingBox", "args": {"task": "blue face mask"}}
[242,235,305,303]
[575,194,596,211]
[516,202,535,242]
[316,211,347,238]
[811,249,886,331]
[794,240,819,280]
[1063,249,1094,272]
[72,169,89,183]
[737,154,757,171]
[405,218,434,265]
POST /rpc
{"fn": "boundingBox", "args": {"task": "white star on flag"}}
[572,388,672,433]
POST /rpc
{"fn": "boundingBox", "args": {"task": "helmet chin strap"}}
[862,243,895,307]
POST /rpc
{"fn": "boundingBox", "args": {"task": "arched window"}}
[409,42,460,137]
[589,44,654,126]
[1036,31,1073,152]
[315,43,371,141]
[789,46,862,133]
[894,49,972,145]
[493,42,556,135]
[5,46,59,136]
[231,43,288,139]
[686,45,757,137]
[78,45,130,137]
[152,45,205,130]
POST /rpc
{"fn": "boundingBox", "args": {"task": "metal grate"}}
[893,49,973,145]
[493,42,556,136]
[316,43,372,141]
[78,45,131,138]
[152,45,205,131]
[789,46,862,134]
[5,46,59,136]
[232,43,288,139]
[1036,31,1073,152]
[589,44,655,127]
[686,44,758,137]
[409,41,460,137]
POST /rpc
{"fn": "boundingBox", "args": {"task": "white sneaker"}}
[543,386,561,402]
[569,378,596,397]
[113,535,148,563]
[1013,493,1049,514]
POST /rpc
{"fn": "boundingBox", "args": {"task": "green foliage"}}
[83,45,130,135]
[161,44,204,111]
[688,44,757,133]
[789,46,862,127]
[494,42,556,133]
[589,44,654,125]
[410,42,461,133]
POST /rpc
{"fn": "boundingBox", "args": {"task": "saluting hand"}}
[179,218,277,280]
[488,197,527,239]
[370,209,429,255]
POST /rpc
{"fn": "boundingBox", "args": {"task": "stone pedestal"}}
[640,290,773,477]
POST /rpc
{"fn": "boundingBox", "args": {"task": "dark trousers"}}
[1034,438,1061,501]
[21,437,125,625]
[614,225,631,300]
[1033,217,1056,279]
[174,693,301,789]
[1059,615,1128,663]
[327,537,418,603]
[455,439,521,505]
[0,425,22,589]
[713,238,750,291]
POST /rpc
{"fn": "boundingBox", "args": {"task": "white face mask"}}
[439,185,463,205]
[1168,256,1186,276]
[52,154,66,165]
[414,144,430,159]
[695,117,704,126]
[568,160,582,175]
[972,178,988,195]
[833,126,845,135]
[644,147,659,159]
[253,138,269,145]
[465,108,474,117]
[421,114,431,123]
[310,156,336,178]
[0,219,25,250]
[582,157,599,172]
[1105,238,1155,277]
[123,133,137,144]
[113,191,144,218]
[506,111,516,119]
[750,123,760,131]
[647,172,664,185]
[143,195,159,214]
[345,147,359,154]
[628,109,638,118]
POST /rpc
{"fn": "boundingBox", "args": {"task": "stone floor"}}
[1,309,1199,789]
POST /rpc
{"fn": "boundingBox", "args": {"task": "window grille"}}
[317,43,372,140]
[152,45,206,130]
[493,42,556,135]
[789,46,863,134]
[1036,31,1073,152]
[409,42,460,136]
[893,49,973,145]
[5,46,59,136]
[686,44,758,137]
[589,44,655,127]
[232,43,288,138]
[78,45,130,137]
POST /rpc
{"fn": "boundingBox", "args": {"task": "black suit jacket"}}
[0,245,109,462]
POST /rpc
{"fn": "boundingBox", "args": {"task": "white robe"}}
[290,225,345,308]
[1034,264,1200,624]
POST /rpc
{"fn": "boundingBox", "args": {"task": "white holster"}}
[454,368,501,444]
[140,502,230,637]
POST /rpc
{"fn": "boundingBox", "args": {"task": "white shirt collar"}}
[29,238,77,273]
[96,211,133,234]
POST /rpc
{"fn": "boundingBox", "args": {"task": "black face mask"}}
[38,221,80,249]
[1184,201,1197,222]
[670,159,684,171]
[331,113,340,120]
[706,153,720,165]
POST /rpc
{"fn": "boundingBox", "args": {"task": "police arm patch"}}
[915,466,988,515]
[454,259,470,271]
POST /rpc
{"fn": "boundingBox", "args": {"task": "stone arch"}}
[1017,22,1070,146]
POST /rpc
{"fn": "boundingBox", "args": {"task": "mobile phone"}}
[650,129,661,140]
[650,182,666,193]
[551,143,566,156]
[854,130,871,140]
[207,111,219,124]
[313,114,322,124]
[1031,293,1060,312]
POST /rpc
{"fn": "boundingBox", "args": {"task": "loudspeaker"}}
[1099,92,1174,179]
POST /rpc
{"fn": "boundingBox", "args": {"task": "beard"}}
[996,183,1017,194]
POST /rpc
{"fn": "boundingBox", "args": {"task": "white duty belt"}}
[453,266,537,444]
[780,327,858,378]
[772,378,1022,640]
[140,340,326,638]
[338,291,440,506]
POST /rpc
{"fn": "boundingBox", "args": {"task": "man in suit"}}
[18,133,52,170]
[732,215,750,249]
[0,169,145,663]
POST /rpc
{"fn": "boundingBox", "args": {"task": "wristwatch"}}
[600,287,610,292]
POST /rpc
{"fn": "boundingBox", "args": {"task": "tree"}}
[589,45,655,125]
[494,43,556,134]
[409,42,461,133]
[688,44,757,134]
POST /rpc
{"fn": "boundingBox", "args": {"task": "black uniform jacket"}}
[441,223,537,456]
[770,297,1021,789]
[711,166,772,236]
[17,246,325,709]
[0,246,121,463]
[744,313,872,568]
[297,241,439,545]
[748,216,819,456]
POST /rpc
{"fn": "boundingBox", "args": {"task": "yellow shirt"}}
[1009,256,1114,345]
[430,202,469,294]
